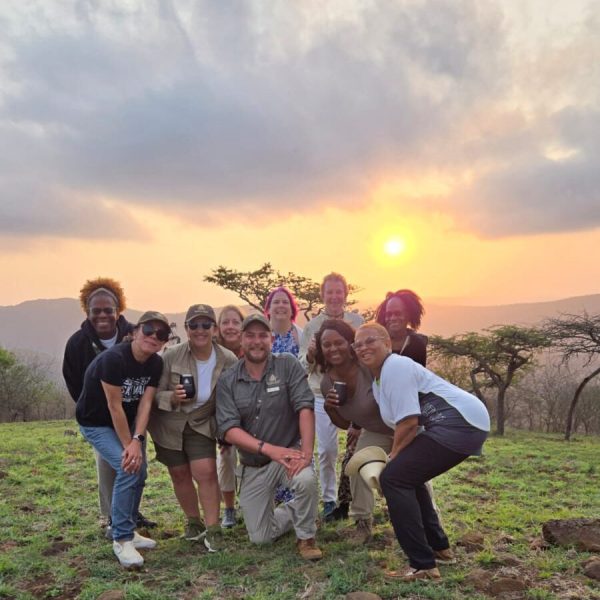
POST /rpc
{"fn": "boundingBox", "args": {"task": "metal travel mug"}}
[333,381,348,406]
[180,374,196,399]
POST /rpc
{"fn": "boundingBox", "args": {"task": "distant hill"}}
[423,294,600,337]
[1,294,599,369]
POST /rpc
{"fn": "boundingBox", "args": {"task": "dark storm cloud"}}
[0,1,597,238]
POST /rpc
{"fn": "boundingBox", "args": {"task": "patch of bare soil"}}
[42,538,74,556]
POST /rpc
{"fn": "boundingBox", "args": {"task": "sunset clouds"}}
[2,0,596,238]
[0,1,598,309]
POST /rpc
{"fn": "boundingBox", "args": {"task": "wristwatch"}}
[132,434,145,443]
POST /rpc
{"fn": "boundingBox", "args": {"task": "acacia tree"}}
[543,311,600,440]
[204,263,361,320]
[429,325,550,435]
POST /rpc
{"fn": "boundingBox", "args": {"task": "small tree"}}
[429,325,550,435]
[204,263,361,320]
[0,347,65,422]
[543,311,600,440]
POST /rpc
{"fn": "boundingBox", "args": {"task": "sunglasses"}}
[351,336,385,351]
[141,323,170,342]
[187,321,214,330]
[89,307,116,316]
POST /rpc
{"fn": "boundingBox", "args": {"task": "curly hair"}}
[314,319,357,370]
[79,277,126,313]
[263,286,299,322]
[374,289,424,330]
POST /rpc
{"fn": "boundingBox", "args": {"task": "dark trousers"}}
[379,434,469,570]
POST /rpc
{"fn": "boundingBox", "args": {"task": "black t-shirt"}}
[76,342,163,428]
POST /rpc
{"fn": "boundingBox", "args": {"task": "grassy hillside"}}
[0,422,599,599]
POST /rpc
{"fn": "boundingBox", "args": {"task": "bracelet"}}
[257,440,265,455]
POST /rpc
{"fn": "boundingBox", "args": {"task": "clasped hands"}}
[264,444,310,479]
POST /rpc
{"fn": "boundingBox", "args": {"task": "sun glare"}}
[384,238,405,256]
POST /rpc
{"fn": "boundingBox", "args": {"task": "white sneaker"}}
[113,540,144,568]
[132,531,157,549]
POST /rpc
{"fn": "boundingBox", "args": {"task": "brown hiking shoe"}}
[434,548,456,564]
[385,567,442,581]
[297,538,323,561]
[354,518,373,544]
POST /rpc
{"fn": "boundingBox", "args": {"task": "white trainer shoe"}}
[113,540,144,568]
[132,531,157,550]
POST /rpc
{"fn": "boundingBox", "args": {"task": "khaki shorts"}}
[153,424,216,467]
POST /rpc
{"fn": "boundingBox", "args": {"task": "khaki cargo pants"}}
[238,460,318,544]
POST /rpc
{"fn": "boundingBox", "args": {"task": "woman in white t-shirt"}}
[353,323,490,583]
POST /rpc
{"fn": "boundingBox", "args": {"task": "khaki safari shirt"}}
[216,353,314,467]
[148,341,238,450]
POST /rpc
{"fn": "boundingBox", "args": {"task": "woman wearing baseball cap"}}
[77,311,171,568]
[148,304,238,553]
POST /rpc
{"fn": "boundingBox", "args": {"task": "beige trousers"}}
[238,460,318,544]
[94,448,116,518]
[217,446,237,493]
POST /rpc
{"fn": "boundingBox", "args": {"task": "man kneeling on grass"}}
[216,314,322,561]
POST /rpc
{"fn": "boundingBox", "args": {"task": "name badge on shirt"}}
[267,386,280,393]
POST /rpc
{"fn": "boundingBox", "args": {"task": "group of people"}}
[63,273,490,581]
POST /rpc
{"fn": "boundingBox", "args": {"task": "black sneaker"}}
[324,503,349,523]
[136,512,157,529]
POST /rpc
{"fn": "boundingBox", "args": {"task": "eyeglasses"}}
[351,336,385,351]
[141,323,170,342]
[187,321,213,330]
[89,307,116,316]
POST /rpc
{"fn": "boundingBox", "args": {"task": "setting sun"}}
[384,238,405,256]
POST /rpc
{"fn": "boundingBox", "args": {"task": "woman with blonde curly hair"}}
[63,277,156,535]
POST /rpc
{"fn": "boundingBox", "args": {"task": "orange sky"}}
[4,198,599,312]
[1,1,598,311]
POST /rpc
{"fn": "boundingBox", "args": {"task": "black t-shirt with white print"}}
[76,342,163,428]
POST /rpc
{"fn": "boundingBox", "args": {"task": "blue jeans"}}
[80,426,147,541]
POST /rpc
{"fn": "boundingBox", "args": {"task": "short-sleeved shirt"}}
[373,354,490,455]
[216,353,314,467]
[320,365,392,435]
[76,342,163,428]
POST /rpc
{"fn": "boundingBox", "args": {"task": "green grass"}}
[0,423,599,599]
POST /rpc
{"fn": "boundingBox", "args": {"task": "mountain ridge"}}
[1,294,599,363]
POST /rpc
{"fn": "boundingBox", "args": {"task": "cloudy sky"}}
[1,0,598,311]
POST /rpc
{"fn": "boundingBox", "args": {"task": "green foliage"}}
[430,326,551,434]
[0,424,598,599]
[0,346,65,423]
[203,262,361,320]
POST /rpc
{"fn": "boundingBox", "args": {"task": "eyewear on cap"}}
[141,323,170,342]
[89,307,116,316]
[187,321,214,330]
[351,336,385,351]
